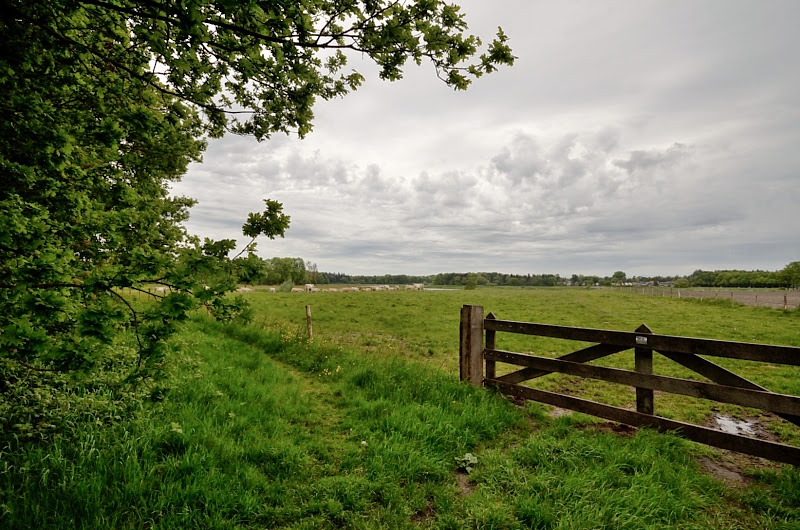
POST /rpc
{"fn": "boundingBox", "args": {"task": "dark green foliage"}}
[0,334,149,445]
[322,266,799,288]
[431,271,566,286]
[0,1,264,376]
[233,254,269,285]
[242,200,290,242]
[233,255,307,286]
[323,271,431,285]
[779,262,800,289]
[688,268,789,288]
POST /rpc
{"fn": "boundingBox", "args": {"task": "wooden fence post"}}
[634,324,654,415]
[305,305,313,340]
[459,305,484,386]
[485,312,497,380]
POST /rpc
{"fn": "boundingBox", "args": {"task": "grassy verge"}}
[1,317,521,528]
[3,313,800,528]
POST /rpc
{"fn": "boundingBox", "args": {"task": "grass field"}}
[244,286,800,439]
[243,286,800,362]
[3,287,800,528]
[628,287,800,310]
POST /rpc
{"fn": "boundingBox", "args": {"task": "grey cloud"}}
[283,151,351,188]
[592,128,622,153]
[361,164,398,196]
[408,170,479,213]
[204,132,290,157]
[491,133,546,185]
[613,143,692,174]
[480,132,631,222]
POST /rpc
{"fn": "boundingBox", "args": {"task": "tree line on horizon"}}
[234,256,800,290]
[421,266,797,288]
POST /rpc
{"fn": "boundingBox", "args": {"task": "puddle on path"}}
[712,414,756,436]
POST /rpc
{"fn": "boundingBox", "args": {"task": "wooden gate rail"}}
[459,304,800,465]
[484,319,800,365]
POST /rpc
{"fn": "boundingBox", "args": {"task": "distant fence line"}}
[626,287,800,310]
[459,305,800,465]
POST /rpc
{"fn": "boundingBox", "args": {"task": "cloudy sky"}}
[171,0,800,277]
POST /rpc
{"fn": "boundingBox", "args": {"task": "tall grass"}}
[2,318,523,528]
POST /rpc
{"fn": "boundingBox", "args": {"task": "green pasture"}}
[3,287,800,528]
[243,286,800,361]
[242,287,800,443]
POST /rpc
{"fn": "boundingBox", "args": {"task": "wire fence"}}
[628,287,800,310]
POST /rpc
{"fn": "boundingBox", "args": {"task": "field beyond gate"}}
[459,304,800,465]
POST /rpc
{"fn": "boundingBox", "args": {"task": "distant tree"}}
[305,261,319,284]
[779,261,800,288]
[541,274,559,286]
[674,278,691,289]
[688,270,716,287]
[235,254,269,286]
[472,273,483,285]
[265,257,307,285]
[612,271,627,285]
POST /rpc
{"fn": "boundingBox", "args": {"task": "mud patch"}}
[713,415,756,436]
[698,457,748,485]
[697,451,782,485]
[706,413,780,443]
[581,421,638,437]
[698,413,784,483]
[456,472,475,497]
[547,406,572,418]
[411,503,436,524]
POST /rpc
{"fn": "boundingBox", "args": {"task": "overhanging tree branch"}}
[1,0,513,384]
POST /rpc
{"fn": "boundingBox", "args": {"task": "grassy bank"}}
[3,308,800,528]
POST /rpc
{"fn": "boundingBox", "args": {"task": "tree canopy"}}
[8,0,513,139]
[1,0,513,374]
[779,262,800,289]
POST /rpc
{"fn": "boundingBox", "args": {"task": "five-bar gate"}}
[459,304,800,465]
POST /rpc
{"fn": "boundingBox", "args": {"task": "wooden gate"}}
[459,305,800,465]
